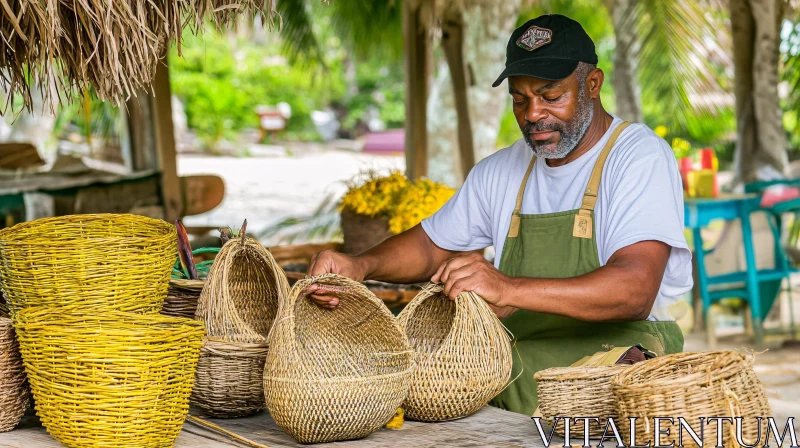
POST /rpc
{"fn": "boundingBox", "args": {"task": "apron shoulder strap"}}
[573,121,631,239]
[508,155,536,238]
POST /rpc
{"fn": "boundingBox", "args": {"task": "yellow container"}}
[0,214,176,315]
[14,307,205,448]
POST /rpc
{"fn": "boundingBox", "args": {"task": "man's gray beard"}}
[525,91,594,159]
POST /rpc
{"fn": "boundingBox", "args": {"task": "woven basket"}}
[396,283,512,421]
[0,317,28,432]
[192,232,288,418]
[612,351,772,447]
[163,278,205,319]
[264,274,414,444]
[535,365,627,438]
[13,307,204,448]
[0,214,176,316]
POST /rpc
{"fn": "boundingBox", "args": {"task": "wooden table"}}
[0,406,549,448]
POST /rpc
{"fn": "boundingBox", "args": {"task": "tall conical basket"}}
[192,228,288,418]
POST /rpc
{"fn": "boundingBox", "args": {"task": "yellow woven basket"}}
[264,274,414,444]
[13,307,205,448]
[0,214,176,315]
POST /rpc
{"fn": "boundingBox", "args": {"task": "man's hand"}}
[489,303,518,319]
[431,253,517,309]
[306,250,369,309]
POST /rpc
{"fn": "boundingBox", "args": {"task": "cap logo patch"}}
[517,25,552,51]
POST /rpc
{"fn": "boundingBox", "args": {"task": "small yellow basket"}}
[13,307,205,448]
[0,214,176,315]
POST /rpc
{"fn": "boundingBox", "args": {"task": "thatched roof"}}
[0,0,281,110]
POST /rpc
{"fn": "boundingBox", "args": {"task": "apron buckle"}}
[572,212,592,239]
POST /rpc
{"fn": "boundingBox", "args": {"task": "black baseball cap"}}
[492,14,598,87]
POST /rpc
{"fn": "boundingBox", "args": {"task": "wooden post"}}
[441,13,475,181]
[151,58,183,222]
[403,0,431,180]
[126,94,157,172]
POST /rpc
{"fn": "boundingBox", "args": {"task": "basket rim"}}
[612,350,750,391]
[14,306,205,331]
[0,213,175,243]
[170,278,206,290]
[534,364,628,381]
[399,282,505,355]
[265,364,415,384]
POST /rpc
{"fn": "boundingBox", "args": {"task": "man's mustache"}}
[523,121,564,133]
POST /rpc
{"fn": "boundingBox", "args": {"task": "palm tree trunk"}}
[427,0,522,187]
[732,0,788,183]
[441,11,475,181]
[608,0,643,123]
[403,0,432,180]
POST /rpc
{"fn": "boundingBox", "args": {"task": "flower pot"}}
[340,209,393,255]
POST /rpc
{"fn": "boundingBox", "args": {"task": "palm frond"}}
[278,0,327,67]
[326,0,403,61]
[636,0,732,128]
[259,192,343,244]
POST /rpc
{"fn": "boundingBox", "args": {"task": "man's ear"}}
[587,68,604,99]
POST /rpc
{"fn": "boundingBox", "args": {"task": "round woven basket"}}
[192,233,288,418]
[163,278,205,319]
[535,365,627,439]
[13,307,204,448]
[612,351,771,448]
[0,214,176,316]
[396,283,512,422]
[340,209,393,256]
[264,274,414,444]
[0,317,28,433]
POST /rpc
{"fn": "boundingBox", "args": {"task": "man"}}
[308,14,692,416]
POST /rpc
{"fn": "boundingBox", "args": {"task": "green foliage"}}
[781,19,800,154]
[279,0,402,68]
[169,31,345,149]
[338,62,405,133]
[516,0,735,155]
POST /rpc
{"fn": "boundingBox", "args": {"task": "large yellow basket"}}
[0,214,176,315]
[13,307,205,448]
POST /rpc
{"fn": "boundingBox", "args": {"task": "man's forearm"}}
[506,263,658,322]
[357,225,459,284]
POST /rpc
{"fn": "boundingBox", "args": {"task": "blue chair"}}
[744,180,800,339]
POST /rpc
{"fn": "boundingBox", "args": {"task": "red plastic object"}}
[761,185,800,208]
[700,149,715,170]
[679,157,693,192]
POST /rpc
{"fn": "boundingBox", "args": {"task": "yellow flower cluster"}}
[671,137,692,159]
[340,171,455,235]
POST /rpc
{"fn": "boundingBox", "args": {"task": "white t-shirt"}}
[421,117,693,321]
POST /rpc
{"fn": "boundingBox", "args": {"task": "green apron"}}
[489,122,684,416]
